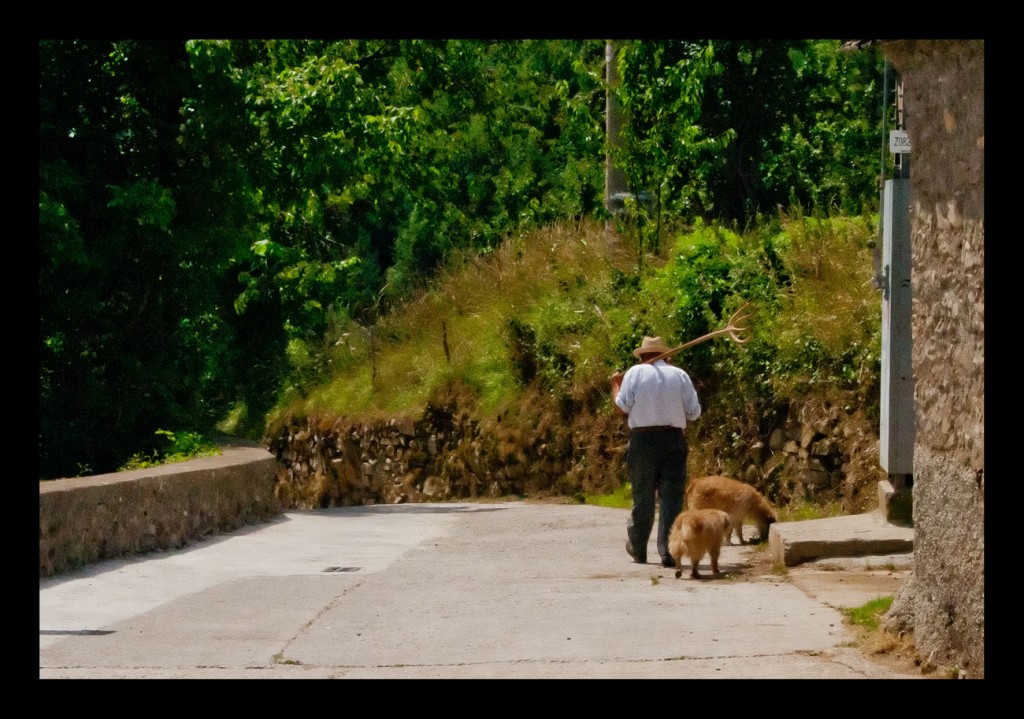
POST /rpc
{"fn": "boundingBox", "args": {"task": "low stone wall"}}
[39,440,283,577]
[269,390,887,516]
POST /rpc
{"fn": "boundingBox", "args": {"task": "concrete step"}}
[768,511,914,567]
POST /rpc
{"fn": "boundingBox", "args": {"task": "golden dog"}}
[667,508,732,579]
[685,475,778,545]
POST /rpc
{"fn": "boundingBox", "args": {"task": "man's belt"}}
[630,425,680,434]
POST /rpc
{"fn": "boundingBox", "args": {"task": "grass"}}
[839,595,935,674]
[584,483,633,509]
[778,500,845,522]
[841,596,893,632]
[287,218,634,422]
[840,595,962,677]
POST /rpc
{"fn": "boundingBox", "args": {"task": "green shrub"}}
[119,429,221,471]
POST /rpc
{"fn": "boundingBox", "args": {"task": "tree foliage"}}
[615,39,884,226]
[39,38,885,479]
[40,40,250,477]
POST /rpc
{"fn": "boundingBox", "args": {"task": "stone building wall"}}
[877,39,985,679]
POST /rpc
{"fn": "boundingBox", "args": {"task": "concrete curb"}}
[769,511,914,567]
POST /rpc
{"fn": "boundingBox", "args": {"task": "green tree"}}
[615,39,884,227]
[615,39,732,249]
[40,39,256,478]
[758,40,884,216]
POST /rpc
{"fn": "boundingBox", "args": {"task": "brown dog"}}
[685,475,778,545]
[668,508,732,579]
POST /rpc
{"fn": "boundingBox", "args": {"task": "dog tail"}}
[677,522,695,544]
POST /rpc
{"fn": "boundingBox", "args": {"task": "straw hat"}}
[632,336,672,358]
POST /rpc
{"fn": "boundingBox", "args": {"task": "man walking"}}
[610,336,702,567]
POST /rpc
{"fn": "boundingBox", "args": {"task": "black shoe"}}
[626,540,646,564]
[661,556,675,568]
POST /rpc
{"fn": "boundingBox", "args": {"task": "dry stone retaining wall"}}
[268,392,885,516]
[267,406,577,509]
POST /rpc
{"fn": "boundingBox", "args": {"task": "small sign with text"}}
[889,130,911,154]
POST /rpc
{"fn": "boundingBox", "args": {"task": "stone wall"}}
[39,440,282,577]
[267,403,587,509]
[876,39,985,679]
[268,389,887,517]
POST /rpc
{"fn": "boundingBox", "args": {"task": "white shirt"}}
[614,360,701,430]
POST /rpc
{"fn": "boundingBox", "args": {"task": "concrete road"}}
[40,501,919,679]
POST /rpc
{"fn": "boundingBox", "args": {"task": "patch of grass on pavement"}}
[584,483,632,509]
[842,596,893,632]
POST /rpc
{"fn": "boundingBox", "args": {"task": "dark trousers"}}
[625,428,688,562]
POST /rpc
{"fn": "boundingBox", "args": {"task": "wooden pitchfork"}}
[641,301,753,365]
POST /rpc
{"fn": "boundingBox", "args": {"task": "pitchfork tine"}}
[638,301,754,365]
[724,302,752,343]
